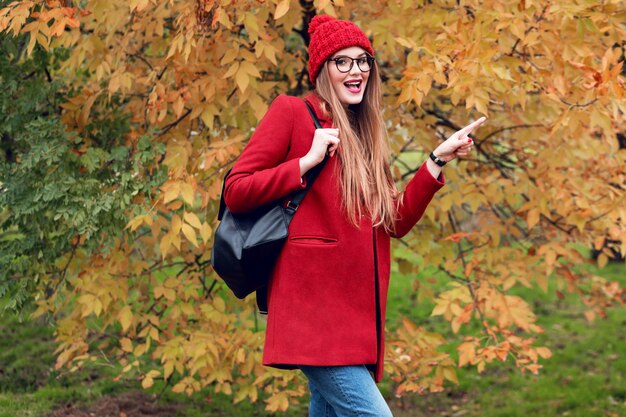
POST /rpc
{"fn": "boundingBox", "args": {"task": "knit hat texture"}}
[307,15,374,85]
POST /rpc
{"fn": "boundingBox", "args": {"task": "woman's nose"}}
[349,61,362,75]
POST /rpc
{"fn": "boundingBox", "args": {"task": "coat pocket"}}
[289,235,338,245]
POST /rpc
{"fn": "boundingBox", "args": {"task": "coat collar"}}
[303,92,330,123]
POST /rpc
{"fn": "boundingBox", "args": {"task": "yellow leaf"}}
[201,106,215,129]
[442,367,458,384]
[243,13,259,40]
[93,298,103,317]
[566,213,587,234]
[172,234,181,251]
[172,382,186,393]
[166,34,182,59]
[171,214,182,234]
[395,37,414,49]
[108,73,120,94]
[263,43,277,65]
[55,350,72,370]
[120,338,133,352]
[147,370,161,378]
[241,61,261,78]
[142,376,154,389]
[163,287,176,301]
[222,61,239,79]
[536,347,552,359]
[163,362,174,380]
[433,70,447,84]
[590,108,612,133]
[36,32,49,51]
[593,236,605,251]
[397,85,412,104]
[219,382,232,395]
[130,0,150,12]
[492,65,513,81]
[235,66,249,92]
[26,29,38,55]
[526,208,540,229]
[464,260,475,278]
[451,317,462,333]
[126,215,145,232]
[457,341,476,367]
[180,183,195,205]
[248,93,268,121]
[49,19,65,37]
[217,7,232,29]
[510,19,526,40]
[159,233,172,258]
[417,75,432,96]
[274,0,290,20]
[79,92,99,127]
[200,222,212,244]
[316,0,331,11]
[172,95,184,118]
[154,286,165,299]
[221,47,239,65]
[213,296,226,313]
[182,223,198,247]
[431,300,448,317]
[118,306,133,332]
[164,276,178,288]
[21,20,39,33]
[265,392,289,412]
[163,183,180,204]
[149,326,159,341]
[184,212,203,229]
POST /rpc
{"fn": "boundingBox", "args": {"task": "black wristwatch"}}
[429,151,446,167]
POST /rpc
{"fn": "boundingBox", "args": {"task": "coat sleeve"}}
[391,161,445,238]
[223,94,307,213]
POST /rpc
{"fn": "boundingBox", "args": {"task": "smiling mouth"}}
[344,81,363,93]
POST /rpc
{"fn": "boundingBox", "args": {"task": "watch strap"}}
[429,152,446,167]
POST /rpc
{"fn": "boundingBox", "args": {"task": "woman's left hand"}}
[433,117,487,163]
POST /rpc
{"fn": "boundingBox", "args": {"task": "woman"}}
[224,14,485,417]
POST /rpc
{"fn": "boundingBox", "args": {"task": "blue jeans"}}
[300,365,393,417]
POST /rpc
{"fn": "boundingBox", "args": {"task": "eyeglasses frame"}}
[327,54,375,73]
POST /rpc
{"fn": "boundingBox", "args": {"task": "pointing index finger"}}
[459,117,487,137]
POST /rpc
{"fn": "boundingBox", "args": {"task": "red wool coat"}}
[224,92,445,382]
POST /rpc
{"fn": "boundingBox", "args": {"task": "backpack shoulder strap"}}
[218,99,328,218]
[286,100,329,210]
[217,168,232,221]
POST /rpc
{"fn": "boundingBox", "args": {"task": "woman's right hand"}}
[299,128,340,176]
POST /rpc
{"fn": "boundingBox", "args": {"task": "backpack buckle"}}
[285,200,299,212]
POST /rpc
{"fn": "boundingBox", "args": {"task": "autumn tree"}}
[1,0,625,411]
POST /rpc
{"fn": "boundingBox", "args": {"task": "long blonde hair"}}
[315,62,398,232]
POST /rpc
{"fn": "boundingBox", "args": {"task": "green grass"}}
[0,260,624,416]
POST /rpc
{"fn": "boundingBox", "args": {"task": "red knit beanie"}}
[308,15,374,86]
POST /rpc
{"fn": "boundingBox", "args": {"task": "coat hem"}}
[263,355,378,368]
[262,361,382,382]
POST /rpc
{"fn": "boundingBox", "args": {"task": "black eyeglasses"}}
[327,55,375,73]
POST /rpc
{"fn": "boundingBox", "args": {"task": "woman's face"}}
[326,46,372,107]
